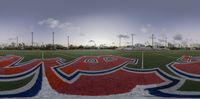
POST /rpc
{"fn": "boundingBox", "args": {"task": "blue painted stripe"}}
[168,65,200,79]
[0,65,43,98]
[144,66,200,98]
[0,64,41,79]
[54,62,127,81]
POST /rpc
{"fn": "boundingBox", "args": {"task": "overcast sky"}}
[0,0,200,46]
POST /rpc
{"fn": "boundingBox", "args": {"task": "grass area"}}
[1,49,200,91]
[0,74,34,91]
[178,80,200,91]
[0,50,43,62]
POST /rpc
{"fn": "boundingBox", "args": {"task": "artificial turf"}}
[0,49,200,92]
[0,74,34,91]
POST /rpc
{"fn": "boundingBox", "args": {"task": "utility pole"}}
[152,34,154,49]
[31,32,33,49]
[131,34,135,48]
[52,32,55,50]
[67,36,69,49]
[16,36,18,48]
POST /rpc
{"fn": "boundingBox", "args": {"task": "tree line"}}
[0,42,117,50]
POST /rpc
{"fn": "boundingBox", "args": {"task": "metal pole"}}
[31,32,33,49]
[131,34,135,48]
[52,32,54,50]
[131,34,133,48]
[67,36,69,49]
[152,34,154,48]
[165,37,168,48]
[16,36,18,48]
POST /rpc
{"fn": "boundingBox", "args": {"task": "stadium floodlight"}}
[152,34,154,48]
[118,34,129,48]
[16,36,18,48]
[67,36,69,49]
[31,32,33,49]
[165,36,168,48]
[131,33,135,48]
[52,32,55,50]
[88,40,96,46]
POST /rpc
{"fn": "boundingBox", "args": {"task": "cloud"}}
[79,32,86,36]
[118,34,129,39]
[38,18,71,29]
[140,27,148,33]
[173,34,183,41]
[140,24,152,33]
[38,18,82,36]
[147,24,152,27]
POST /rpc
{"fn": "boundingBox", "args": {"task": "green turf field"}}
[0,49,200,91]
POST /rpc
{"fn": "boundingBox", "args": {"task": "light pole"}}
[88,40,96,48]
[131,33,135,48]
[16,36,18,48]
[31,32,33,49]
[67,35,69,49]
[152,34,154,48]
[165,36,168,48]
[52,32,54,50]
